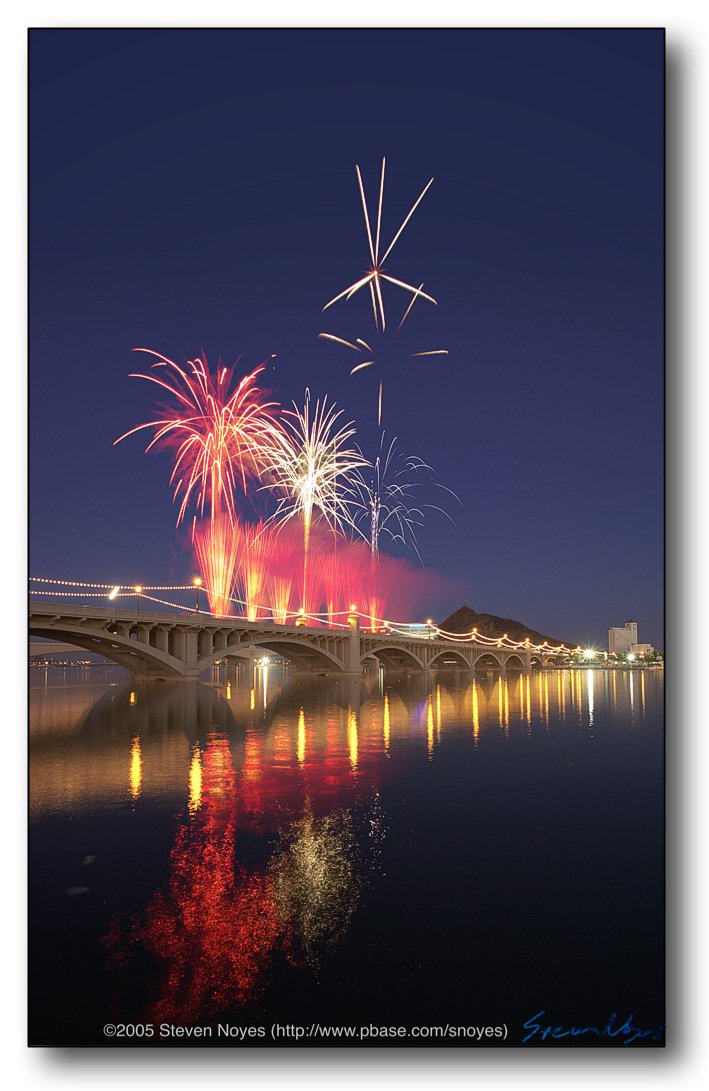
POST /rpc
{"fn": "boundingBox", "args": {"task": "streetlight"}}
[193,576,203,613]
[427,618,433,639]
[134,585,142,614]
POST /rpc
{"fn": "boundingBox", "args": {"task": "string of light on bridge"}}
[30,577,354,630]
[30,577,195,591]
[29,577,578,653]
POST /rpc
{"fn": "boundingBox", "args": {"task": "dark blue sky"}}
[29,28,664,646]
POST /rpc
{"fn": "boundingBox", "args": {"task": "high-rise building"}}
[608,620,638,655]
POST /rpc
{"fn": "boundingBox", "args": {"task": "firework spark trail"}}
[348,433,459,563]
[320,548,353,627]
[192,512,240,617]
[259,390,370,613]
[319,158,448,427]
[313,536,391,629]
[318,331,448,426]
[232,521,273,622]
[266,526,300,624]
[115,349,282,527]
[365,557,390,630]
[323,158,437,330]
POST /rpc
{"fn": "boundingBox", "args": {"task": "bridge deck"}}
[30,602,564,680]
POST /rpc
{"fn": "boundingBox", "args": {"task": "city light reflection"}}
[427,695,434,757]
[471,679,480,744]
[129,735,142,801]
[188,745,203,816]
[297,706,306,768]
[30,663,660,1029]
[525,674,532,728]
[348,708,359,771]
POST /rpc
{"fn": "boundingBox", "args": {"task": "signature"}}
[522,1009,665,1045]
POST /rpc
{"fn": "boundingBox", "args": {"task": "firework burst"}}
[318,331,448,425]
[349,433,458,563]
[323,157,438,331]
[115,348,281,526]
[259,390,370,611]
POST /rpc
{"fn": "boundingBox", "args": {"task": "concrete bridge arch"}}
[430,649,471,669]
[28,621,186,680]
[474,651,504,671]
[197,637,348,675]
[362,642,428,672]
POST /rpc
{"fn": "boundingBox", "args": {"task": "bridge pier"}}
[345,610,364,673]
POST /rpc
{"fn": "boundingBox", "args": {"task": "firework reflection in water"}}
[269,793,386,972]
[104,728,385,1019]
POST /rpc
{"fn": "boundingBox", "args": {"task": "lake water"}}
[29,664,664,1047]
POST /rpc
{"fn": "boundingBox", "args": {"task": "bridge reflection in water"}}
[29,665,651,819]
[29,664,658,1033]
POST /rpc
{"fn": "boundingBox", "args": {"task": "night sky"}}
[29,28,664,647]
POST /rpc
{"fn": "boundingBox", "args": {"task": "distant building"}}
[608,620,638,655]
[631,643,654,657]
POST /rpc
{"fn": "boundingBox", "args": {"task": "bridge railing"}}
[28,601,347,634]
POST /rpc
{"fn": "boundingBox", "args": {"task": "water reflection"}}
[270,794,384,971]
[103,721,384,1022]
[188,745,203,816]
[471,678,480,743]
[31,664,662,1027]
[30,667,662,819]
[129,736,142,802]
[105,732,282,1023]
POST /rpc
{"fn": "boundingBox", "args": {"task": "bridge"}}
[30,642,88,658]
[29,602,567,681]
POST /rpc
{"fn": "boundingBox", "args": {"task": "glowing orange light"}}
[188,746,203,816]
[297,706,306,768]
[129,735,142,801]
[347,708,358,771]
